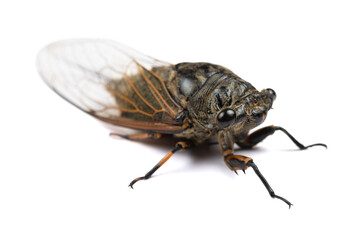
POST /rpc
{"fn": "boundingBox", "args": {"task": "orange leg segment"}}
[129,141,190,188]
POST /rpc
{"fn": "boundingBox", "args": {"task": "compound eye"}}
[266,88,276,99]
[217,109,236,128]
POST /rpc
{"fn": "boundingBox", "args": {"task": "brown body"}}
[106,62,275,148]
[37,39,326,207]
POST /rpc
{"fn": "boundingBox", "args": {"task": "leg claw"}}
[128,177,145,189]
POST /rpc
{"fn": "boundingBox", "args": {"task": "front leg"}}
[218,130,292,208]
[236,125,327,149]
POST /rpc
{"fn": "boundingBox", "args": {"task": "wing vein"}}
[136,63,177,118]
[148,68,181,109]
[124,73,157,112]
[107,89,153,117]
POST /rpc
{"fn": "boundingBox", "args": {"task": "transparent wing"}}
[37,39,183,132]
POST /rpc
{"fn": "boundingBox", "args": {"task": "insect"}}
[37,39,326,207]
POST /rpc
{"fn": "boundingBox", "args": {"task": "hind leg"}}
[110,132,162,140]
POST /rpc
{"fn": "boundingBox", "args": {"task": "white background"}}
[1,0,359,239]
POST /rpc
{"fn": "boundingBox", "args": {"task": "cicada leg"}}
[110,132,162,140]
[224,154,292,208]
[218,130,292,208]
[129,141,190,188]
[236,125,327,150]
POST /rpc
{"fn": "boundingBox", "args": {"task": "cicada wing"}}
[37,39,183,133]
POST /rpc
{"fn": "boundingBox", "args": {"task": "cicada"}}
[37,39,326,207]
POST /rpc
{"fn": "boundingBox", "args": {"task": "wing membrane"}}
[37,39,183,133]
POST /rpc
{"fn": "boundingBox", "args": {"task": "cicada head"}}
[209,86,276,132]
[185,66,276,133]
